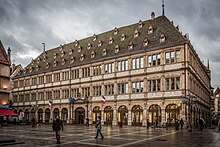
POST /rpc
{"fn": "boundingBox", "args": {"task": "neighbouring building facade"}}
[0,41,11,107]
[12,13,211,127]
[211,87,220,123]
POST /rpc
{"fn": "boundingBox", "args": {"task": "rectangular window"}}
[153,55,156,66]
[32,77,37,85]
[62,71,69,80]
[19,80,24,87]
[132,81,144,93]
[148,56,152,67]
[25,79,30,87]
[166,52,170,64]
[176,50,180,62]
[31,93,36,101]
[148,80,151,92]
[140,57,144,68]
[118,62,121,72]
[157,79,161,91]
[82,67,90,77]
[104,84,114,95]
[171,78,175,90]
[171,51,175,63]
[54,73,60,82]
[140,81,144,92]
[166,78,170,90]
[38,76,44,84]
[118,83,128,94]
[132,59,136,69]
[125,60,128,70]
[176,77,180,89]
[71,69,79,79]
[136,58,139,68]
[82,87,90,97]
[46,75,52,83]
[157,54,161,65]
[125,83,129,93]
[122,61,125,71]
[93,86,101,96]
[152,80,156,91]
[71,88,79,98]
[132,83,136,93]
[13,95,18,103]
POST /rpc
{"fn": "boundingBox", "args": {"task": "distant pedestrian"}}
[175,120,179,131]
[95,116,104,139]
[31,117,36,128]
[52,118,63,144]
[180,119,184,130]
[199,118,204,131]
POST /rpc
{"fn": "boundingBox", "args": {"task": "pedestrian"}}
[175,120,179,131]
[180,118,184,130]
[95,116,104,139]
[52,117,63,144]
[31,117,36,128]
[199,118,204,131]
[86,118,89,126]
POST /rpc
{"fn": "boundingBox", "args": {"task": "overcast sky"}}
[0,0,220,88]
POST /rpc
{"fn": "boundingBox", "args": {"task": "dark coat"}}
[52,119,63,131]
[95,119,101,130]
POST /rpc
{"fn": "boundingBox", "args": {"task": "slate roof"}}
[0,40,10,65]
[14,15,188,78]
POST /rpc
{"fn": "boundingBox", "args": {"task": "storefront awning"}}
[0,109,17,116]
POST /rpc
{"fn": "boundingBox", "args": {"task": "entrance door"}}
[118,105,128,125]
[132,105,143,126]
[75,107,85,124]
[165,104,180,126]
[93,106,101,124]
[104,106,113,125]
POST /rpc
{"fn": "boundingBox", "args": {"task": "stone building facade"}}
[0,41,11,107]
[12,13,211,127]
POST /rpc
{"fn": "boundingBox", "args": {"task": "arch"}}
[118,105,128,125]
[75,107,85,124]
[38,108,43,123]
[24,109,30,123]
[93,106,101,124]
[149,104,161,126]
[104,106,113,125]
[165,104,180,125]
[45,108,50,123]
[131,105,143,126]
[61,108,68,123]
[53,108,59,119]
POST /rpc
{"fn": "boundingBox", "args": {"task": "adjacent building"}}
[12,13,211,127]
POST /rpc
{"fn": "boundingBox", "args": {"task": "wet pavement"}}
[0,124,220,147]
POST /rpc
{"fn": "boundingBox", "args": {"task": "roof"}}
[15,15,187,78]
[0,40,10,65]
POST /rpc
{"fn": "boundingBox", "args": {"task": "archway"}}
[75,107,85,124]
[45,108,50,123]
[165,104,180,125]
[93,106,101,124]
[132,105,143,126]
[118,105,128,125]
[38,109,43,123]
[61,108,68,123]
[53,108,59,119]
[24,109,29,123]
[104,106,113,125]
[149,104,161,126]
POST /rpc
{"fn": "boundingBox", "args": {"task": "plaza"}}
[0,125,220,147]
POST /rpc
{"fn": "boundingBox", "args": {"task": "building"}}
[0,40,11,107]
[211,87,220,123]
[12,13,211,127]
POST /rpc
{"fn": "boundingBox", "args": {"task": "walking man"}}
[180,118,184,130]
[95,116,104,139]
[52,117,63,144]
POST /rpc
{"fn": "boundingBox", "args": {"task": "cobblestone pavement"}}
[0,125,220,147]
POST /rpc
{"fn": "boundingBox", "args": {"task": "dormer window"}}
[61,50,65,57]
[98,41,102,47]
[160,34,166,42]
[59,44,63,51]
[78,46,82,52]
[70,56,75,63]
[29,67,33,73]
[134,30,139,38]
[121,34,126,41]
[114,27,118,35]
[54,53,57,59]
[143,37,149,46]
[87,43,92,50]
[53,61,57,67]
[148,26,153,34]
[62,59,65,65]
[138,20,143,28]
[43,52,47,59]
[93,34,97,41]
[109,37,113,44]
[80,54,85,61]
[23,68,27,74]
[69,49,73,55]
[74,40,78,46]
[102,49,107,56]
[36,65,39,71]
[115,45,120,53]
[46,62,49,69]
[31,59,34,66]
[37,58,41,63]
[91,51,95,58]
[128,42,134,50]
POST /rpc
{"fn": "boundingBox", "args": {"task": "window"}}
[171,51,175,63]
[98,41,102,47]
[121,34,126,41]
[176,50,180,62]
[134,30,139,38]
[105,63,114,74]
[25,79,30,87]
[109,37,113,44]
[132,81,144,93]
[118,83,128,94]
[19,94,24,102]
[38,92,44,101]
[62,71,69,80]
[166,78,170,90]
[19,80,24,87]
[114,27,118,35]
[152,55,156,66]
[166,52,170,64]
[80,54,84,61]
[82,87,90,97]
[132,57,144,69]
[91,52,95,58]
[25,94,30,102]
[46,75,52,83]
[115,45,119,53]
[148,79,161,92]
[93,65,102,76]
[70,56,75,63]
[46,91,52,100]
[82,67,90,77]
[62,89,69,99]
[54,73,60,82]
[166,77,180,90]
[93,86,101,96]
[71,88,79,98]
[31,93,36,101]
[118,60,129,72]
[54,90,60,99]
[38,76,44,84]
[176,77,180,89]
[102,49,107,56]
[32,77,37,85]
[71,69,79,79]
[157,54,161,65]
[13,95,18,103]
[165,50,180,64]
[171,78,175,90]
[148,56,152,67]
[148,26,153,34]
[148,54,161,67]
[105,84,114,95]
[143,37,149,46]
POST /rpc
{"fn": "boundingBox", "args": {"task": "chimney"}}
[7,47,11,64]
[151,12,155,20]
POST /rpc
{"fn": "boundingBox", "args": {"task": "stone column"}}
[101,110,104,125]
[142,109,147,126]
[113,109,117,126]
[49,108,53,123]
[128,109,132,126]
[67,105,71,124]
[161,108,166,123]
[43,111,45,124]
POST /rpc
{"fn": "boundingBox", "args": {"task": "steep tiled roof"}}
[15,15,187,78]
[0,40,10,65]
